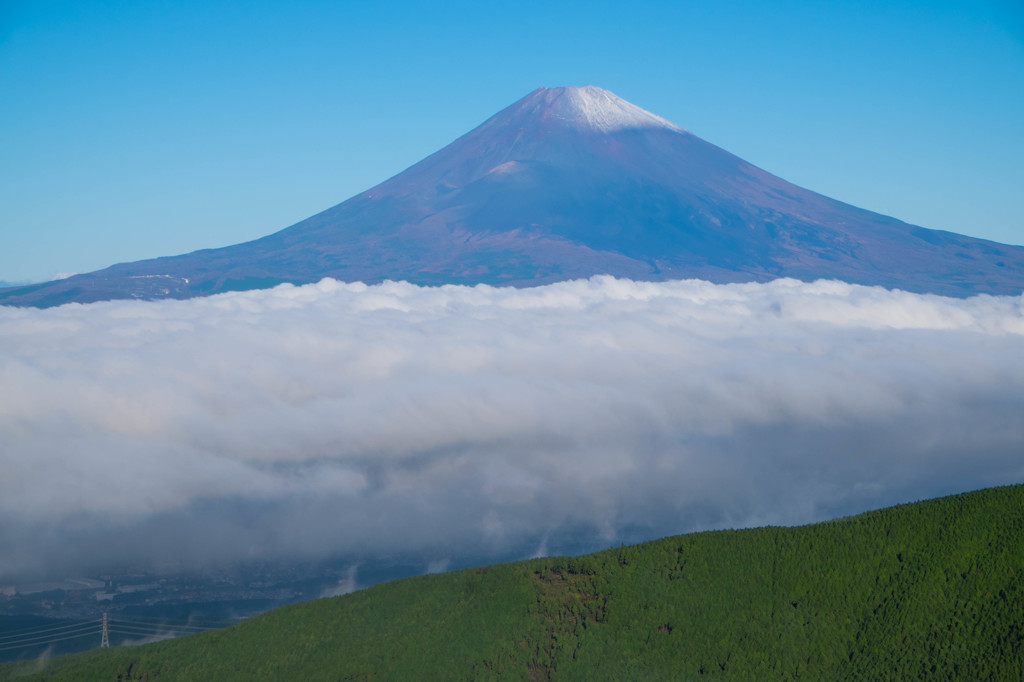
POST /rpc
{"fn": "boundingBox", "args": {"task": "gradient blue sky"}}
[2,0,1022,284]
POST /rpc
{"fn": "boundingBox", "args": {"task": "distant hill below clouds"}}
[3,85,1023,307]
[6,484,1022,680]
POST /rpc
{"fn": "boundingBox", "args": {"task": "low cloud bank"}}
[1,277,1022,578]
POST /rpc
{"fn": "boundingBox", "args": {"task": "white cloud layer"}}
[1,277,1023,578]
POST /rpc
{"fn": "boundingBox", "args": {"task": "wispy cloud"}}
[1,277,1022,578]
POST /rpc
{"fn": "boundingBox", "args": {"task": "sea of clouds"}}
[1,276,1022,579]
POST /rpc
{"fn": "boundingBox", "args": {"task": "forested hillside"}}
[4,484,1022,681]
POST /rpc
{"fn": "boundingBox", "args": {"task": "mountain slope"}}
[3,86,1023,307]
[5,484,1022,681]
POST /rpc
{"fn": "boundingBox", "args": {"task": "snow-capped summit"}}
[500,86,684,133]
[2,86,1022,307]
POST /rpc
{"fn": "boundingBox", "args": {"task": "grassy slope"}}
[4,484,1022,681]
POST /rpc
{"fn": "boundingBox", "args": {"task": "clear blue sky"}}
[2,0,1022,284]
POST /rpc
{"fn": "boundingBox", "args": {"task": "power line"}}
[0,612,237,655]
[0,627,98,652]
[108,625,194,636]
[106,612,237,624]
[107,614,239,629]
[0,620,98,642]
[108,619,221,633]
[0,628,97,651]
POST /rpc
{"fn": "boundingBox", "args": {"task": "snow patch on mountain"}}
[542,85,683,133]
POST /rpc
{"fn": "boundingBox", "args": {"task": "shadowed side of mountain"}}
[3,86,1023,307]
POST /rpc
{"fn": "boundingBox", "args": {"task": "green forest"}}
[4,484,1022,681]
